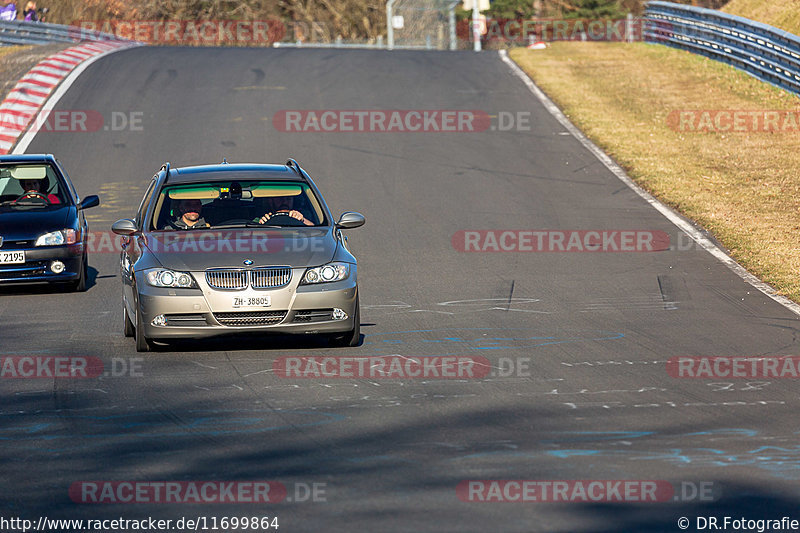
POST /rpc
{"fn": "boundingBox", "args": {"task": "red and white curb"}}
[0,40,139,154]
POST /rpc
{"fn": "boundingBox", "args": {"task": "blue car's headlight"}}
[35,229,77,246]
[144,268,197,288]
[300,262,350,285]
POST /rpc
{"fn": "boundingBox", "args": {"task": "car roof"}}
[0,154,57,164]
[165,164,304,185]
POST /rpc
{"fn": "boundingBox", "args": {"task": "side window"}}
[55,161,78,204]
[135,178,157,228]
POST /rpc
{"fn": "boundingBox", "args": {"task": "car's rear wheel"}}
[123,300,134,337]
[330,298,360,347]
[135,306,153,352]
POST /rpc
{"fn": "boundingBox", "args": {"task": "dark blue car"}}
[0,154,99,291]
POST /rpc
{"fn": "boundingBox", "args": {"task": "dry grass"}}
[0,46,27,60]
[722,0,800,35]
[510,42,800,301]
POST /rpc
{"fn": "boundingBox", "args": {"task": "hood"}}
[143,228,338,271]
[0,206,71,240]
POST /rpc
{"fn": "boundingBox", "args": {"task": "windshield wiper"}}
[0,201,45,207]
[212,223,283,229]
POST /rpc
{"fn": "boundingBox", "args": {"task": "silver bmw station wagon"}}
[111,159,364,352]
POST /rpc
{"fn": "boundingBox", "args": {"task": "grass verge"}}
[509,42,800,302]
[722,0,800,36]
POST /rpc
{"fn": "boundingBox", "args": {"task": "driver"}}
[19,178,60,204]
[255,196,313,226]
[172,199,210,229]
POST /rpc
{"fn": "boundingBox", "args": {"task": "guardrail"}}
[0,20,129,46]
[644,1,800,96]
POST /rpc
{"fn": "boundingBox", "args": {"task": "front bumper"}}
[135,268,358,339]
[0,244,83,284]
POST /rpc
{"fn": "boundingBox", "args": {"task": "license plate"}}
[232,295,271,309]
[0,251,24,264]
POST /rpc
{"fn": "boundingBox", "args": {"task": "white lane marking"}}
[13,43,140,154]
[498,49,800,317]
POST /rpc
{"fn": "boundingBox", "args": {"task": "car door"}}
[55,160,87,243]
[122,177,157,313]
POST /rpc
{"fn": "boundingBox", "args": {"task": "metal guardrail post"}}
[472,0,481,52]
[448,1,458,51]
[386,0,397,50]
[626,13,634,43]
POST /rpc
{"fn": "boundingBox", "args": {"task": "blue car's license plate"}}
[0,251,25,264]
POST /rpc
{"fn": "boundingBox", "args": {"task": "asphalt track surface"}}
[2,46,800,532]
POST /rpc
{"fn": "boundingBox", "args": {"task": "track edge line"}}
[498,48,800,318]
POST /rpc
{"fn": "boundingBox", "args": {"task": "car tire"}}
[331,297,360,347]
[123,300,134,338]
[70,253,88,292]
[135,305,152,352]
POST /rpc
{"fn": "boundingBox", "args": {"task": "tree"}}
[565,0,628,19]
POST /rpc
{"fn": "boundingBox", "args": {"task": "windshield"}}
[150,180,327,231]
[0,164,67,209]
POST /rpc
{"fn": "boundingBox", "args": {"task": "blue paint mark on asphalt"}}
[362,328,624,354]
[446,429,800,479]
[685,429,761,438]
[539,431,655,443]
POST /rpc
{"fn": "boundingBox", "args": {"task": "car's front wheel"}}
[70,252,88,292]
[135,305,154,352]
[123,300,134,338]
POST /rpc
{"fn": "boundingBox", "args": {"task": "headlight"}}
[35,229,77,246]
[301,262,350,285]
[144,268,197,288]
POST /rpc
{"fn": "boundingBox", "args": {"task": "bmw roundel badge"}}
[243,259,254,265]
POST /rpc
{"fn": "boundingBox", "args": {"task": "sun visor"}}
[168,188,220,200]
[10,166,48,180]
[250,184,303,197]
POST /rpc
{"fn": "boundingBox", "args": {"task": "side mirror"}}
[336,211,365,229]
[79,195,99,210]
[111,218,139,236]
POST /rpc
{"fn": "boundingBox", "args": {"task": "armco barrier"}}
[0,20,127,46]
[645,1,800,96]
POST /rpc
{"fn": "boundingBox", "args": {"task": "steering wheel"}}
[13,191,49,204]
[261,212,306,226]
